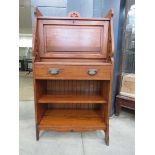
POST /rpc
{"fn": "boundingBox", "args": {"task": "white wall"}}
[19,34,32,59]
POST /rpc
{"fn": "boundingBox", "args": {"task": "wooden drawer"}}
[34,64,112,80]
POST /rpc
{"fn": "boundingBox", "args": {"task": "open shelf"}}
[38,109,106,131]
[38,95,106,104]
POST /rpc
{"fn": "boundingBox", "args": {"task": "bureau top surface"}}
[37,16,110,21]
[34,59,112,66]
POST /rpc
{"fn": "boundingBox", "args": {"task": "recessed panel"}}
[44,25,102,52]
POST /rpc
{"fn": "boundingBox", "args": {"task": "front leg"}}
[105,127,109,146]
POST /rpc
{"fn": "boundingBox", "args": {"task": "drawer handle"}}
[48,68,60,75]
[87,69,97,76]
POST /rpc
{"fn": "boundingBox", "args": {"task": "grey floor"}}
[19,72,135,155]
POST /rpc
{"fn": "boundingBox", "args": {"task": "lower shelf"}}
[38,109,106,131]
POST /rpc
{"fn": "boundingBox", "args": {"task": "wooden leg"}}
[115,99,121,116]
[36,127,39,141]
[105,128,109,146]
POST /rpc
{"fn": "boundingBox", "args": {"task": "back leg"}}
[36,127,39,141]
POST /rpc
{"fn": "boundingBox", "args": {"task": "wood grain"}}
[38,19,109,59]
[38,109,106,131]
[38,95,106,104]
[34,64,112,80]
[32,8,114,146]
[115,94,135,116]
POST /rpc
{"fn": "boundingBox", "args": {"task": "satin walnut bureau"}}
[32,8,114,146]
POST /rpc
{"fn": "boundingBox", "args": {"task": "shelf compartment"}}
[38,109,106,131]
[38,95,106,104]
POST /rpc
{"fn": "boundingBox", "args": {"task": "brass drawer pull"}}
[48,68,60,75]
[87,69,97,76]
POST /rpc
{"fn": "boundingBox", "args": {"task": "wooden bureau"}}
[32,8,114,146]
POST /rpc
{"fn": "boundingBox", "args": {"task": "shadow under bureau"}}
[32,8,114,146]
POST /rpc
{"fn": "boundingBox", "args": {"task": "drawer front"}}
[34,64,112,80]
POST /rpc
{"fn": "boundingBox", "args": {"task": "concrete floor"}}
[19,71,135,155]
[19,72,34,101]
